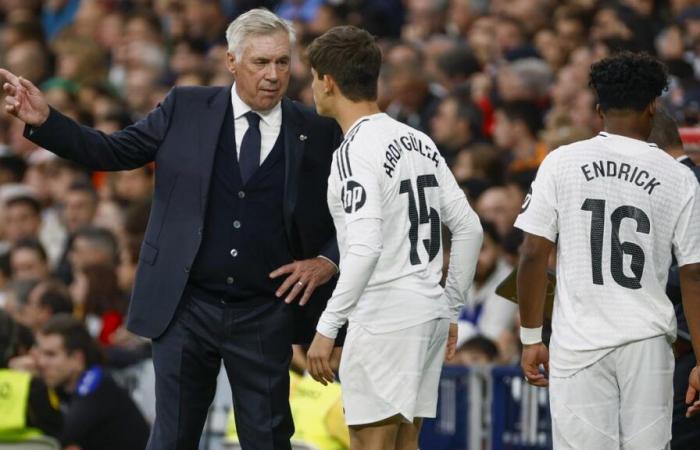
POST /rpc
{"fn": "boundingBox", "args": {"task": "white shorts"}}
[549,335,674,450]
[338,318,450,426]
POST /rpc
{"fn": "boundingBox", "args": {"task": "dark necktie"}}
[239,111,261,184]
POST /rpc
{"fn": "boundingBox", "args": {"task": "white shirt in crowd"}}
[457,258,516,347]
[317,113,483,338]
[515,132,700,376]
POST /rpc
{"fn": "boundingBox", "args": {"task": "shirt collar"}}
[230,83,282,127]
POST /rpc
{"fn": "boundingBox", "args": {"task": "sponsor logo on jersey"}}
[342,180,366,213]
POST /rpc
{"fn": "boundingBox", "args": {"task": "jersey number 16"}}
[581,198,650,290]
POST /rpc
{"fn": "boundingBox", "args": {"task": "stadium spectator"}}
[0,309,63,442]
[452,335,500,366]
[67,227,119,274]
[3,195,42,244]
[430,92,483,165]
[457,220,516,351]
[9,238,50,281]
[36,314,150,450]
[73,263,127,346]
[55,182,99,283]
[492,100,547,177]
[0,154,27,185]
[19,278,73,334]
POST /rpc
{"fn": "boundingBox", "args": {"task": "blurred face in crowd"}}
[4,203,41,243]
[10,247,49,281]
[476,187,520,238]
[431,98,470,149]
[113,168,153,204]
[63,190,98,233]
[492,110,517,149]
[227,31,291,111]
[475,232,500,283]
[22,282,51,332]
[36,333,84,390]
[69,236,115,272]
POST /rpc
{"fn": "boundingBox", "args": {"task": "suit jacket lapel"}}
[198,86,231,216]
[281,98,307,237]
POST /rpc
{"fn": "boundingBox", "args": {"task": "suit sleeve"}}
[24,88,177,171]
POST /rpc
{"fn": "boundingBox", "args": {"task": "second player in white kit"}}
[515,52,700,450]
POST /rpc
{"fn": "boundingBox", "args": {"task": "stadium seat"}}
[0,436,62,450]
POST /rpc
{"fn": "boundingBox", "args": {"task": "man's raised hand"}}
[1,68,50,126]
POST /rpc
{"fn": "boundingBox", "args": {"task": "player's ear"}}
[595,104,603,119]
[323,74,334,95]
[647,101,657,117]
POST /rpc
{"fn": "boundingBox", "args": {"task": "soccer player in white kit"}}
[304,26,483,450]
[515,52,700,450]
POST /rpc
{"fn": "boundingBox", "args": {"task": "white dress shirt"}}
[230,83,282,165]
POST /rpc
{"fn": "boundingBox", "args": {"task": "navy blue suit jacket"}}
[26,86,342,341]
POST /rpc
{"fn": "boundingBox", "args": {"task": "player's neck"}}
[603,115,650,142]
[335,99,381,135]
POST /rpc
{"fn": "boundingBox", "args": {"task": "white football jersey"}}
[515,132,700,376]
[327,113,471,333]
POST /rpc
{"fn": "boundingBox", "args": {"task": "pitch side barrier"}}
[419,365,553,450]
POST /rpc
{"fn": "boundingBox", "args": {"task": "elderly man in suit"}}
[2,8,342,450]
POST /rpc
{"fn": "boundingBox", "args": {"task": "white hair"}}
[225,8,296,60]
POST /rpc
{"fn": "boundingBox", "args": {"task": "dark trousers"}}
[146,289,294,450]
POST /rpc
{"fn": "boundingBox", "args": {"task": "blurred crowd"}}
[1,0,700,448]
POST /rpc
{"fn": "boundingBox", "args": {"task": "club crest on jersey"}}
[521,187,532,212]
[342,180,366,213]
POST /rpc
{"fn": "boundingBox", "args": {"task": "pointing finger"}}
[18,76,35,92]
[0,68,20,87]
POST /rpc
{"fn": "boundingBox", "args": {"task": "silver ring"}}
[297,281,304,287]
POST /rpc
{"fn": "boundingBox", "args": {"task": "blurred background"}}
[0,0,699,449]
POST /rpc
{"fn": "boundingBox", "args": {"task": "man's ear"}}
[225,52,237,76]
[595,104,604,119]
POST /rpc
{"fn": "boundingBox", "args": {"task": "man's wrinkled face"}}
[227,31,291,111]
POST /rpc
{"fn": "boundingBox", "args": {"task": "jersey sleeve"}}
[436,152,484,321]
[332,135,382,223]
[514,150,559,242]
[673,180,700,266]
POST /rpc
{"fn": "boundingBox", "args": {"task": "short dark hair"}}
[0,155,28,182]
[37,282,74,315]
[480,219,502,245]
[5,195,41,216]
[589,51,668,112]
[11,239,48,263]
[497,100,543,137]
[307,25,382,102]
[649,108,683,150]
[67,181,98,203]
[41,314,103,367]
[457,336,499,362]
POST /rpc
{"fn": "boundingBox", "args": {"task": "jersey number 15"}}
[400,174,441,266]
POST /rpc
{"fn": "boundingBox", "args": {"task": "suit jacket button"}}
[238,191,245,199]
[184,266,190,273]
[226,276,234,285]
